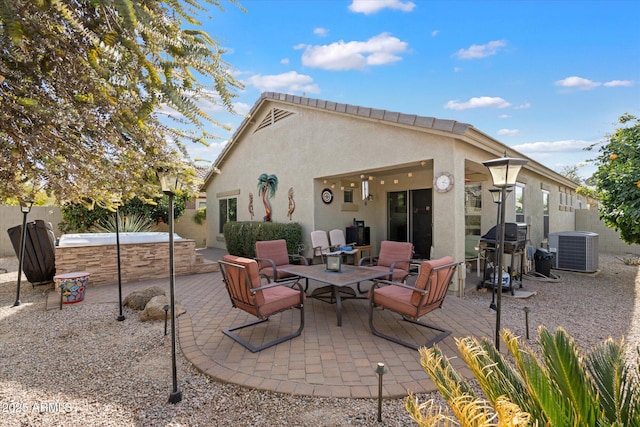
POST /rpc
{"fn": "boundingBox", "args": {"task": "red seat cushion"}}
[410,256,455,307]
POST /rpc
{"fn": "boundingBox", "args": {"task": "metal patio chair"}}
[218,255,305,352]
[368,256,460,350]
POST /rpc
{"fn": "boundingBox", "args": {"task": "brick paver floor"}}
[50,248,494,399]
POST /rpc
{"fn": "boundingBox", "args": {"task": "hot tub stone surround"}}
[55,239,218,286]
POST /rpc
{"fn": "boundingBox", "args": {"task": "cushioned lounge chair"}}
[368,256,460,350]
[255,239,309,291]
[218,255,305,352]
[357,240,413,293]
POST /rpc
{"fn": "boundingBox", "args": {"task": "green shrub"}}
[223,221,303,258]
[91,213,154,233]
[59,195,187,233]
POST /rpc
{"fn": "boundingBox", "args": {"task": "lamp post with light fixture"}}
[483,155,527,350]
[487,188,512,311]
[13,200,33,307]
[114,201,125,322]
[157,168,183,404]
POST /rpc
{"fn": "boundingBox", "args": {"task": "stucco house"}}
[203,92,588,293]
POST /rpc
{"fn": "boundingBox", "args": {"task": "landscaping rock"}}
[140,295,186,321]
[123,286,166,310]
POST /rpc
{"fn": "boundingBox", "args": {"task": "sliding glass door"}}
[387,189,432,259]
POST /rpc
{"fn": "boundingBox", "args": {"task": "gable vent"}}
[254,108,295,132]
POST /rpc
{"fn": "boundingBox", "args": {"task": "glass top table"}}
[280,264,388,326]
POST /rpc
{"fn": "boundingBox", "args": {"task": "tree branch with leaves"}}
[0,0,244,207]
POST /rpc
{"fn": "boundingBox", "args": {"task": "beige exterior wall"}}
[576,209,640,255]
[204,93,595,293]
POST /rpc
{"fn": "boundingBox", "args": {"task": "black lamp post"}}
[483,155,527,350]
[157,168,183,404]
[488,188,512,311]
[13,200,33,307]
[115,201,125,321]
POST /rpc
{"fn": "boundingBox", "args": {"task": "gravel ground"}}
[1,253,638,426]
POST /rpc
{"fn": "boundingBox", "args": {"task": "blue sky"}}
[186,0,640,180]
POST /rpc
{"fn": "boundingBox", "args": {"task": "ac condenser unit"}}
[548,231,599,273]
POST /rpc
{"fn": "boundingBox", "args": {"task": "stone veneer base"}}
[55,240,209,286]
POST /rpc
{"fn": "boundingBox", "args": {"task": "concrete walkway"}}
[50,247,494,399]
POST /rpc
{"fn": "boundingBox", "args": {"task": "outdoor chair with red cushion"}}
[368,256,460,350]
[255,239,309,291]
[357,240,414,293]
[218,255,305,352]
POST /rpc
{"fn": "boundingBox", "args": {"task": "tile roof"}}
[260,92,471,134]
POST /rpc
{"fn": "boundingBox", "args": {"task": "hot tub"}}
[55,232,199,286]
[58,232,183,247]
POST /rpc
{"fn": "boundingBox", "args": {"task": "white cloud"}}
[555,76,601,90]
[455,40,506,59]
[314,27,329,37]
[246,71,321,94]
[280,57,290,65]
[444,96,511,110]
[298,32,408,70]
[499,114,511,119]
[604,79,633,87]
[349,0,416,15]
[453,66,462,73]
[497,129,519,136]
[232,102,251,115]
[431,30,439,37]
[512,139,593,153]
[514,103,531,110]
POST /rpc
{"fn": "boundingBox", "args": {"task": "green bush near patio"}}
[223,221,303,258]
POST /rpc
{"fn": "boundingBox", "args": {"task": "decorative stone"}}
[140,295,186,321]
[123,286,166,310]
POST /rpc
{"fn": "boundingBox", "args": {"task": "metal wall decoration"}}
[257,173,278,222]
[248,193,254,220]
[287,187,295,220]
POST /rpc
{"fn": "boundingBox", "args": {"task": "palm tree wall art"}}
[257,173,278,222]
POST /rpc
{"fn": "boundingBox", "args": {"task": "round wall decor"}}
[321,188,334,204]
[434,172,454,193]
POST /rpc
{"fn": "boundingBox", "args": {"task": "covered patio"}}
[58,248,494,399]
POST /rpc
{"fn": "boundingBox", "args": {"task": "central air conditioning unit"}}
[548,231,599,273]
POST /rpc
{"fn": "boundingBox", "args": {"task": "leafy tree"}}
[0,0,243,206]
[59,195,187,233]
[406,327,640,426]
[559,165,583,184]
[590,114,640,244]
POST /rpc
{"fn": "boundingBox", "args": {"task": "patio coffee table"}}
[280,264,388,326]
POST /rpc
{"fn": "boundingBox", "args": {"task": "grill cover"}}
[480,222,527,251]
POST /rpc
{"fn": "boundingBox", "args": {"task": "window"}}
[464,184,482,236]
[515,183,525,223]
[343,189,354,203]
[542,190,549,238]
[219,197,237,233]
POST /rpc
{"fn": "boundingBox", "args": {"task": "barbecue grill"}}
[478,222,528,294]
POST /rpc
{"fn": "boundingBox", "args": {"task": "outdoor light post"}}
[13,200,33,307]
[483,154,527,350]
[487,188,512,312]
[157,169,183,404]
[115,201,125,322]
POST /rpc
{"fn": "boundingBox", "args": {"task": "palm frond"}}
[586,337,640,425]
[538,327,601,425]
[502,329,567,424]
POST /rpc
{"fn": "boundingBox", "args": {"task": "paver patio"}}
[50,248,494,399]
